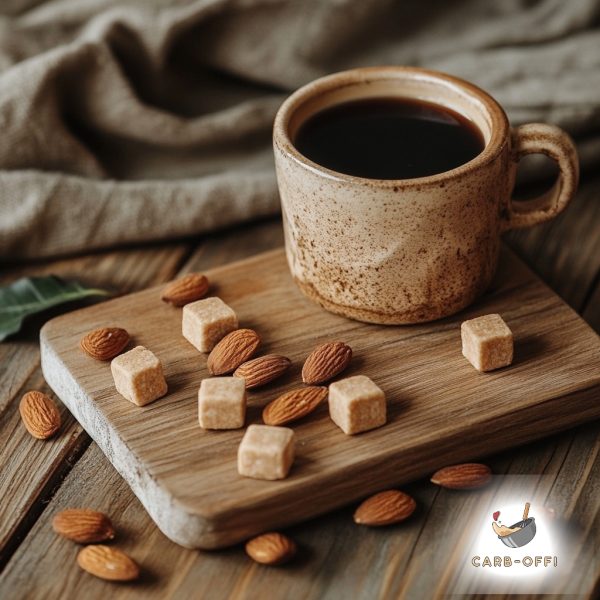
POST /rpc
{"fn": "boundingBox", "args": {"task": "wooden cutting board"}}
[40,247,600,549]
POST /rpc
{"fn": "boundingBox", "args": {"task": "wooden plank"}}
[0,246,189,413]
[2,215,598,598]
[3,161,600,596]
[180,218,284,273]
[0,219,283,574]
[583,280,600,334]
[546,425,600,597]
[0,442,201,599]
[408,423,600,598]
[0,245,190,568]
[505,174,600,312]
[2,418,596,599]
[0,367,88,568]
[39,245,600,549]
[0,222,291,597]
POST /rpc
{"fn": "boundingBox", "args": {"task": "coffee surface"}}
[294,97,484,180]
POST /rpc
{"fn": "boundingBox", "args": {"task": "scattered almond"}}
[80,327,130,361]
[302,341,352,384]
[161,273,209,307]
[234,355,291,389]
[77,545,139,581]
[353,490,416,526]
[19,391,61,440]
[430,463,492,489]
[207,328,261,375]
[263,386,328,426]
[52,509,115,544]
[245,532,296,565]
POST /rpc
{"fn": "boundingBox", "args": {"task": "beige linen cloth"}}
[0,0,599,260]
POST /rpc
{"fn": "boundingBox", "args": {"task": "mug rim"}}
[273,66,510,187]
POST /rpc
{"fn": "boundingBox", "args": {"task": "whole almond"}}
[52,509,115,544]
[161,273,209,307]
[207,328,261,375]
[263,386,328,426]
[354,490,416,526]
[77,545,139,581]
[302,341,352,385]
[245,532,296,566]
[430,463,492,489]
[19,391,61,440]
[234,355,291,389]
[80,327,130,361]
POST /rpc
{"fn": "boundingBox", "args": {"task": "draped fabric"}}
[0,0,598,259]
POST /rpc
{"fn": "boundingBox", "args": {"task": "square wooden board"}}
[41,247,600,549]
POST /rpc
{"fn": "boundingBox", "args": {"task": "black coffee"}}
[294,97,484,180]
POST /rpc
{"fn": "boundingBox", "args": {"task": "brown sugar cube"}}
[198,377,246,430]
[111,346,167,406]
[237,424,295,480]
[182,297,238,352]
[461,314,513,372]
[328,375,386,435]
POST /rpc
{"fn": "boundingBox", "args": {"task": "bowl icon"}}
[498,517,536,548]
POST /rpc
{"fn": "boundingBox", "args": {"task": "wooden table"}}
[1,176,599,599]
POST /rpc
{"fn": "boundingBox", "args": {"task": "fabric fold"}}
[0,0,598,260]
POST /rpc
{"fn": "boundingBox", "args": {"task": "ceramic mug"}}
[273,66,578,324]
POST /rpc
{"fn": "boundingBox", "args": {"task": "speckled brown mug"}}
[273,67,579,324]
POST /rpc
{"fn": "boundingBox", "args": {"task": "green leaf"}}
[0,276,110,341]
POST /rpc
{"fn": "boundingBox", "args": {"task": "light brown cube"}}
[237,424,295,480]
[461,314,513,372]
[198,377,246,430]
[328,375,386,435]
[182,297,238,352]
[111,346,167,406]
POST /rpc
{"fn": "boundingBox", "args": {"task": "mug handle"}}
[501,123,579,231]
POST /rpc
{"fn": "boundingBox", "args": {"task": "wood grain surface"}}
[1,174,599,598]
[39,243,600,549]
[0,246,190,567]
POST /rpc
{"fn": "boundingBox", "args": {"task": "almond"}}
[19,391,61,440]
[262,386,327,426]
[430,463,492,489]
[245,532,296,565]
[234,355,291,389]
[207,328,260,375]
[353,490,416,526]
[52,509,115,544]
[80,327,130,361]
[302,341,352,385]
[161,273,209,307]
[77,545,139,581]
